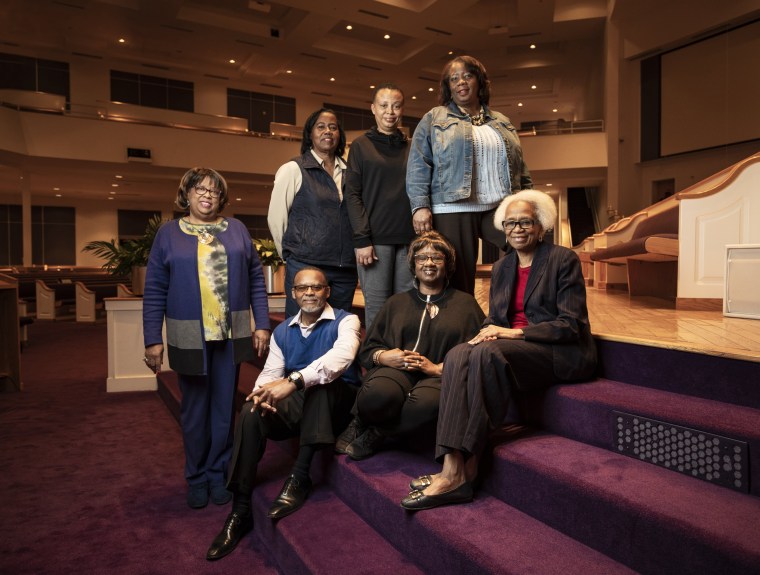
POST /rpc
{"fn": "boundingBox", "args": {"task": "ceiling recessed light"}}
[229,59,236,64]
[55,193,62,197]
[236,197,242,201]
[286,70,292,74]
[518,102,523,107]
[108,197,114,200]
[369,85,375,89]
[552,108,558,113]
[346,25,353,30]
[53,187,60,191]
[115,174,123,179]
[412,96,417,100]
[530,44,536,49]
[384,34,390,40]
[546,183,553,187]
[118,38,126,44]
[531,85,537,90]
[111,183,119,187]
[448,51,453,55]
[330,77,335,82]
[428,87,434,92]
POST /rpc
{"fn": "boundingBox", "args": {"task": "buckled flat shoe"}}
[187,482,209,509]
[400,482,473,511]
[409,474,433,492]
[268,475,312,519]
[335,417,366,454]
[345,427,385,461]
[206,510,253,561]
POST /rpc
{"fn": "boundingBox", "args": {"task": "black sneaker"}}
[335,417,366,454]
[345,427,385,461]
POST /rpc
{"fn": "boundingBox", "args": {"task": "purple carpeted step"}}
[539,378,760,496]
[325,450,635,575]
[595,339,760,408]
[245,444,425,574]
[485,433,760,575]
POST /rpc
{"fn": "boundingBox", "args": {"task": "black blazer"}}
[486,241,597,381]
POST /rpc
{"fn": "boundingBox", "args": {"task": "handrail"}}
[675,152,760,201]
[1,89,605,141]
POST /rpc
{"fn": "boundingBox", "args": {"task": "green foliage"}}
[253,238,283,270]
[82,214,164,276]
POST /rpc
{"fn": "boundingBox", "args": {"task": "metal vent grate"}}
[612,411,749,493]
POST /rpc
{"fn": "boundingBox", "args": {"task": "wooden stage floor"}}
[473,279,760,363]
[352,278,760,363]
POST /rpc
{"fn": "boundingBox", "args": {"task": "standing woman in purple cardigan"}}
[143,167,271,509]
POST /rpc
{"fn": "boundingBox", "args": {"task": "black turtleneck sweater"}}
[345,126,414,249]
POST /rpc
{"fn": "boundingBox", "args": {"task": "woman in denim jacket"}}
[406,55,533,295]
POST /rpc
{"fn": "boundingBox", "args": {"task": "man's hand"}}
[247,378,298,414]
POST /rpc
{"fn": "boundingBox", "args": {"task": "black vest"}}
[281,152,356,268]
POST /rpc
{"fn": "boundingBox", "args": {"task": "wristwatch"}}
[287,371,304,391]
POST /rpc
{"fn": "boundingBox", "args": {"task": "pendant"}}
[427,303,439,319]
[198,230,214,245]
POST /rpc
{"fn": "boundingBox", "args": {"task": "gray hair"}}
[493,190,557,231]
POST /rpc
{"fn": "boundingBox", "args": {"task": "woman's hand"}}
[403,352,441,377]
[412,208,433,235]
[247,378,296,414]
[355,246,378,267]
[469,325,524,345]
[254,329,271,357]
[144,343,163,374]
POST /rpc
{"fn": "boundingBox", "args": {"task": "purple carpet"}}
[4,319,760,574]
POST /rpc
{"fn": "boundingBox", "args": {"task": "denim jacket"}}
[406,102,532,212]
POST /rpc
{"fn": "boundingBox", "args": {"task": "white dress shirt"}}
[253,303,361,391]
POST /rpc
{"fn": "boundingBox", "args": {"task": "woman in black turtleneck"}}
[345,82,415,331]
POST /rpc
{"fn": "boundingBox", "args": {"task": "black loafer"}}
[409,474,433,491]
[268,475,312,519]
[206,510,253,561]
[400,482,473,511]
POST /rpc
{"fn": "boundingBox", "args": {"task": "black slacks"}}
[433,210,505,295]
[226,379,356,494]
[435,339,560,461]
[354,367,441,436]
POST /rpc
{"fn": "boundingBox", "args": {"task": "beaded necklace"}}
[182,218,223,245]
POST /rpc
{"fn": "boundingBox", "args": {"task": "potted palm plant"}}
[253,238,285,294]
[81,215,164,295]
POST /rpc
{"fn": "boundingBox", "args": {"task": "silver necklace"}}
[415,288,446,319]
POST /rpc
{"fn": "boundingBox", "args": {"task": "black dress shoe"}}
[335,417,366,454]
[400,482,473,511]
[345,427,385,461]
[409,474,433,492]
[206,511,253,561]
[268,475,312,519]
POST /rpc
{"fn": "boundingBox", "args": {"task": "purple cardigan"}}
[143,217,271,375]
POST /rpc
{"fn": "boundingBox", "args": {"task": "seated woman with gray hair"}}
[401,190,597,511]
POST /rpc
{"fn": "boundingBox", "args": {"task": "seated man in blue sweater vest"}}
[207,266,362,561]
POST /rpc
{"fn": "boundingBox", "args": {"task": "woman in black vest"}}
[268,108,358,317]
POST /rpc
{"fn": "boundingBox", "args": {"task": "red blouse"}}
[508,265,531,328]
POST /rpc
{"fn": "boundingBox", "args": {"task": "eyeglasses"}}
[448,72,474,85]
[293,284,327,295]
[193,185,222,198]
[413,254,446,264]
[502,219,536,232]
